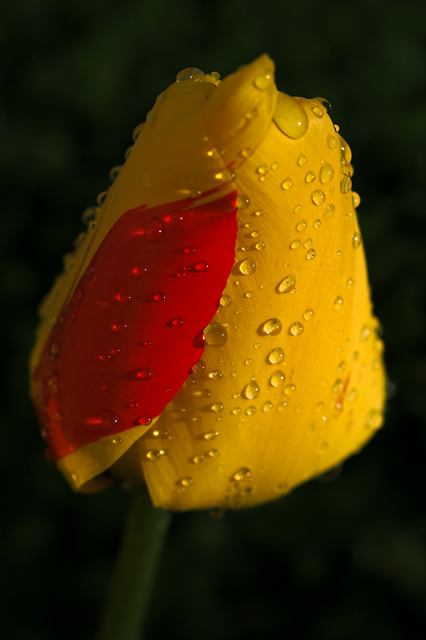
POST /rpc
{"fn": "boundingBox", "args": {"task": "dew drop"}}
[145,218,163,241]
[323,204,335,220]
[290,239,301,250]
[211,402,224,413]
[176,67,205,82]
[277,401,288,411]
[255,241,266,251]
[101,410,120,432]
[152,292,166,303]
[220,294,232,308]
[352,232,362,249]
[231,467,251,482]
[352,192,361,208]
[278,274,296,293]
[273,93,308,139]
[256,164,269,175]
[297,154,307,166]
[254,209,264,217]
[151,427,168,437]
[111,437,122,445]
[146,449,163,461]
[305,171,315,183]
[320,163,334,184]
[270,370,286,387]
[169,317,184,327]
[277,481,289,492]
[231,407,241,415]
[190,454,205,464]
[136,368,152,380]
[203,431,219,441]
[312,190,326,205]
[262,318,282,335]
[296,220,307,232]
[112,322,127,332]
[262,401,273,412]
[245,406,256,416]
[253,69,274,90]
[333,296,344,310]
[207,449,219,458]
[313,219,321,229]
[281,178,293,190]
[243,380,260,400]
[306,248,316,260]
[239,258,257,275]
[204,322,228,347]
[176,476,194,488]
[312,105,324,118]
[340,175,352,194]
[268,347,285,364]
[289,322,303,336]
[303,308,314,320]
[208,370,223,381]
[327,135,338,149]
[236,194,250,209]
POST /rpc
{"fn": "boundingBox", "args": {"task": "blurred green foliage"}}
[1,0,425,638]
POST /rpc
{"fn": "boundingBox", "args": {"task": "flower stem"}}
[97,490,171,640]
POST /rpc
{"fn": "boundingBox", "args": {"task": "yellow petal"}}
[136,96,386,510]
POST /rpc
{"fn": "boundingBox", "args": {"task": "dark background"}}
[1,1,425,638]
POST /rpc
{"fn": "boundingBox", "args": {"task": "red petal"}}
[32,188,237,460]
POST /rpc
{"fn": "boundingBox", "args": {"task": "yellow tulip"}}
[30,55,386,511]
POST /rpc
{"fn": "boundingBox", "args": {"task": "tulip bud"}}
[30,55,386,510]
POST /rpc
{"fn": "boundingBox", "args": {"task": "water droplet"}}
[318,441,329,453]
[207,449,219,458]
[97,191,108,206]
[297,154,307,166]
[176,476,194,489]
[112,322,127,332]
[268,347,285,364]
[352,232,362,249]
[136,368,152,380]
[333,296,344,310]
[101,411,120,432]
[256,164,269,175]
[236,194,250,209]
[289,322,303,336]
[340,175,352,194]
[312,190,326,205]
[245,406,256,416]
[320,163,334,184]
[231,407,241,415]
[304,238,313,249]
[281,178,294,191]
[277,401,288,411]
[215,169,235,183]
[270,370,286,387]
[312,105,324,118]
[327,135,338,149]
[203,431,219,441]
[204,322,228,347]
[323,204,335,220]
[305,172,316,183]
[211,402,224,413]
[145,218,163,241]
[231,467,251,482]
[239,258,257,275]
[149,292,165,304]
[133,414,152,426]
[296,220,307,232]
[176,67,205,82]
[146,449,164,461]
[313,219,321,229]
[169,317,184,327]
[290,239,301,250]
[255,241,266,251]
[190,454,205,464]
[352,192,361,208]
[348,388,359,403]
[306,248,316,260]
[151,427,168,437]
[278,273,296,293]
[243,380,260,400]
[254,69,274,90]
[254,342,261,350]
[262,318,282,335]
[273,93,308,139]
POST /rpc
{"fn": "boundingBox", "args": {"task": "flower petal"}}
[134,96,386,510]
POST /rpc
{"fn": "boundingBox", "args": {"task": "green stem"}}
[97,491,171,640]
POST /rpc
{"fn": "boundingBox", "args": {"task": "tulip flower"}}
[30,54,386,512]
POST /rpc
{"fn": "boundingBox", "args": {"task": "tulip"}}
[30,55,386,511]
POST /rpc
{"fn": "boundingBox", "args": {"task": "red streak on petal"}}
[32,188,238,460]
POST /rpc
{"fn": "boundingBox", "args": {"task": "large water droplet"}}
[102,411,120,432]
[239,258,257,275]
[176,67,205,82]
[262,318,282,335]
[270,370,286,387]
[296,220,307,232]
[281,178,293,190]
[278,274,296,293]
[273,93,308,139]
[243,380,260,400]
[289,322,304,336]
[305,248,316,260]
[312,190,326,205]
[320,163,334,184]
[268,347,285,364]
[204,322,228,347]
[352,232,362,249]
